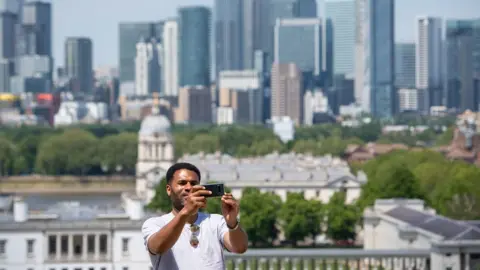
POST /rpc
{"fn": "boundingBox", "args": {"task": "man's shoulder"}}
[143,213,173,226]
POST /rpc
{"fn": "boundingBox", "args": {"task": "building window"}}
[122,238,129,253]
[0,240,6,255]
[27,239,35,255]
[48,235,56,255]
[87,235,95,253]
[60,235,68,255]
[99,234,107,253]
[73,235,82,256]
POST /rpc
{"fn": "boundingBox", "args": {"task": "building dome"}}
[139,114,171,136]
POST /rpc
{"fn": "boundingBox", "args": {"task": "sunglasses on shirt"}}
[190,224,200,248]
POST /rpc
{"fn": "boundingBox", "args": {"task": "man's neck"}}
[171,208,198,224]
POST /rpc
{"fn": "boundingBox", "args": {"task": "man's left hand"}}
[221,193,239,228]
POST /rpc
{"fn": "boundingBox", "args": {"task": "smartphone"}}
[203,183,225,197]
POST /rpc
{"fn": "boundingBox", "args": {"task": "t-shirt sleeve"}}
[216,215,229,246]
[142,217,165,251]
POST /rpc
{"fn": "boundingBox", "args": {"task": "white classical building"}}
[364,199,480,269]
[178,152,367,203]
[0,193,153,270]
[135,106,174,203]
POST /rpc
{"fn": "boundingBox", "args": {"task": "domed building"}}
[135,95,174,203]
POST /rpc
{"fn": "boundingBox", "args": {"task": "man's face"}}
[166,169,200,212]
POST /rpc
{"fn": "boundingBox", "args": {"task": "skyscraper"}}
[274,18,322,75]
[179,6,211,87]
[64,37,93,94]
[214,0,243,75]
[162,20,179,96]
[270,63,303,124]
[21,1,51,56]
[395,43,416,89]
[445,19,480,111]
[358,0,395,118]
[415,16,443,107]
[325,0,355,77]
[118,22,163,83]
[135,37,162,96]
[242,0,271,70]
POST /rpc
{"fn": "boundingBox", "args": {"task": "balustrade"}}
[224,249,431,270]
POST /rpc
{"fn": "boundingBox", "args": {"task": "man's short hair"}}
[165,162,201,184]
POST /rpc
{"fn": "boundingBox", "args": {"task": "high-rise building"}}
[325,0,355,77]
[179,6,211,87]
[176,86,212,124]
[134,38,162,96]
[270,63,303,124]
[0,11,16,92]
[21,1,51,56]
[294,0,317,18]
[395,43,416,89]
[242,0,271,70]
[64,37,93,94]
[274,18,322,75]
[358,0,395,118]
[118,22,163,83]
[354,0,365,105]
[0,11,16,59]
[445,19,480,111]
[214,0,243,75]
[162,20,179,97]
[416,16,443,107]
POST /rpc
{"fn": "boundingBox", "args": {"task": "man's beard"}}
[171,195,185,212]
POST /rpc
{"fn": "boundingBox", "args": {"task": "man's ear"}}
[166,183,172,196]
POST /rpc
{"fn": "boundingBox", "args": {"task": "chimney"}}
[13,196,28,222]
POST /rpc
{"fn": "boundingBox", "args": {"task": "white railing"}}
[224,249,431,270]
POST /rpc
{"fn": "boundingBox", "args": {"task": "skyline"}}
[51,0,480,69]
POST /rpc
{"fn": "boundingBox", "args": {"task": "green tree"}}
[147,178,171,212]
[188,134,221,154]
[35,129,98,175]
[430,163,480,220]
[291,140,319,154]
[278,193,322,246]
[97,133,138,174]
[325,191,358,242]
[357,161,427,210]
[0,137,27,175]
[249,139,285,156]
[239,188,282,247]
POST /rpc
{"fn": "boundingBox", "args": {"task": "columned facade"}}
[46,232,111,262]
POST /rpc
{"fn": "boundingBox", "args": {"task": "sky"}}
[51,0,480,69]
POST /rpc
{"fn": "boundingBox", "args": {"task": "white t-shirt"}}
[142,212,230,270]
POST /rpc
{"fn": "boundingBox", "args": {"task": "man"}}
[142,162,249,269]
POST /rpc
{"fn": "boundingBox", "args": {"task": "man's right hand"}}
[181,185,212,216]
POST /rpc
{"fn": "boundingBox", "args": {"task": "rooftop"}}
[0,193,156,228]
[367,199,480,242]
[176,152,366,186]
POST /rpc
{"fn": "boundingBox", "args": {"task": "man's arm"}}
[220,219,248,254]
[142,186,211,255]
[143,212,189,255]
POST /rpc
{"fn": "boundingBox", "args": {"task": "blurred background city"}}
[0,0,479,269]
